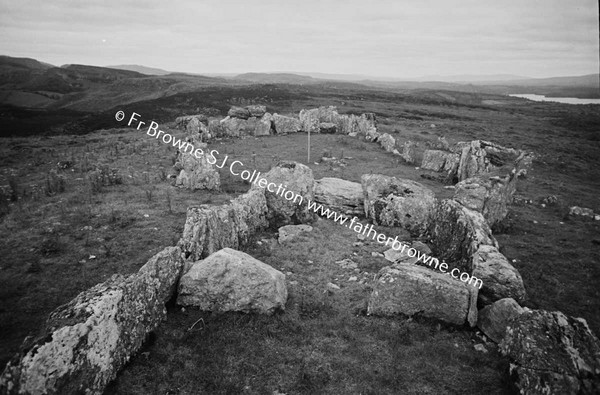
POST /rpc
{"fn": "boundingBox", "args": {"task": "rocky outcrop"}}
[272,114,302,134]
[427,199,497,274]
[362,174,436,236]
[174,141,220,191]
[313,177,363,215]
[0,247,183,395]
[367,264,478,326]
[177,248,287,314]
[252,161,315,227]
[179,189,268,260]
[472,245,526,305]
[278,224,313,243]
[500,310,600,394]
[477,298,524,343]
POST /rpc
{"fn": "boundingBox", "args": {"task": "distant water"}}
[509,93,600,105]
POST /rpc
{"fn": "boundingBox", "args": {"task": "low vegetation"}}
[0,83,598,393]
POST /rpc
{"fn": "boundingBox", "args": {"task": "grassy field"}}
[0,86,598,394]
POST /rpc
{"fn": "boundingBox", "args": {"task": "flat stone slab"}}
[314,177,363,215]
[367,264,478,326]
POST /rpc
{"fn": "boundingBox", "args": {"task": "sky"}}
[0,0,598,79]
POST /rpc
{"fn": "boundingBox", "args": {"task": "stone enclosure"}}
[2,105,598,395]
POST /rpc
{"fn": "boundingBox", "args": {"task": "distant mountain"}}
[479,74,599,87]
[0,55,56,87]
[107,64,172,76]
[418,74,531,83]
[234,72,318,84]
[0,55,54,70]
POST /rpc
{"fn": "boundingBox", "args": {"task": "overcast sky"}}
[0,0,598,79]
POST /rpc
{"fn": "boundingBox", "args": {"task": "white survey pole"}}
[307,128,311,163]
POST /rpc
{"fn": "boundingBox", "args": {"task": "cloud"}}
[0,0,597,77]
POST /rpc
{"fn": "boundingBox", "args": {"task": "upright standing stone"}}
[174,140,220,191]
[252,161,315,227]
[362,174,436,236]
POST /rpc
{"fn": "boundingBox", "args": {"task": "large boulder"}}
[365,126,380,142]
[246,105,267,118]
[299,108,320,133]
[362,174,436,236]
[500,310,600,394]
[272,114,302,134]
[427,199,497,274]
[0,247,183,395]
[186,116,201,135]
[421,150,460,174]
[177,248,287,314]
[471,245,526,305]
[252,161,315,227]
[208,119,226,138]
[255,113,274,136]
[174,141,220,191]
[378,133,396,152]
[228,106,251,119]
[314,177,363,215]
[367,264,478,326]
[456,140,490,181]
[480,140,521,167]
[477,297,524,343]
[399,141,417,164]
[337,115,359,135]
[220,116,259,137]
[454,173,518,227]
[299,106,340,133]
[179,189,268,260]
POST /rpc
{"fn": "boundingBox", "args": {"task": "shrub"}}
[87,165,123,193]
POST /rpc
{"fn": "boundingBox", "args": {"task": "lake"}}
[509,94,600,105]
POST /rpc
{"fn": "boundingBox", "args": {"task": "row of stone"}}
[179,105,378,140]
[174,160,599,394]
[3,159,598,394]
